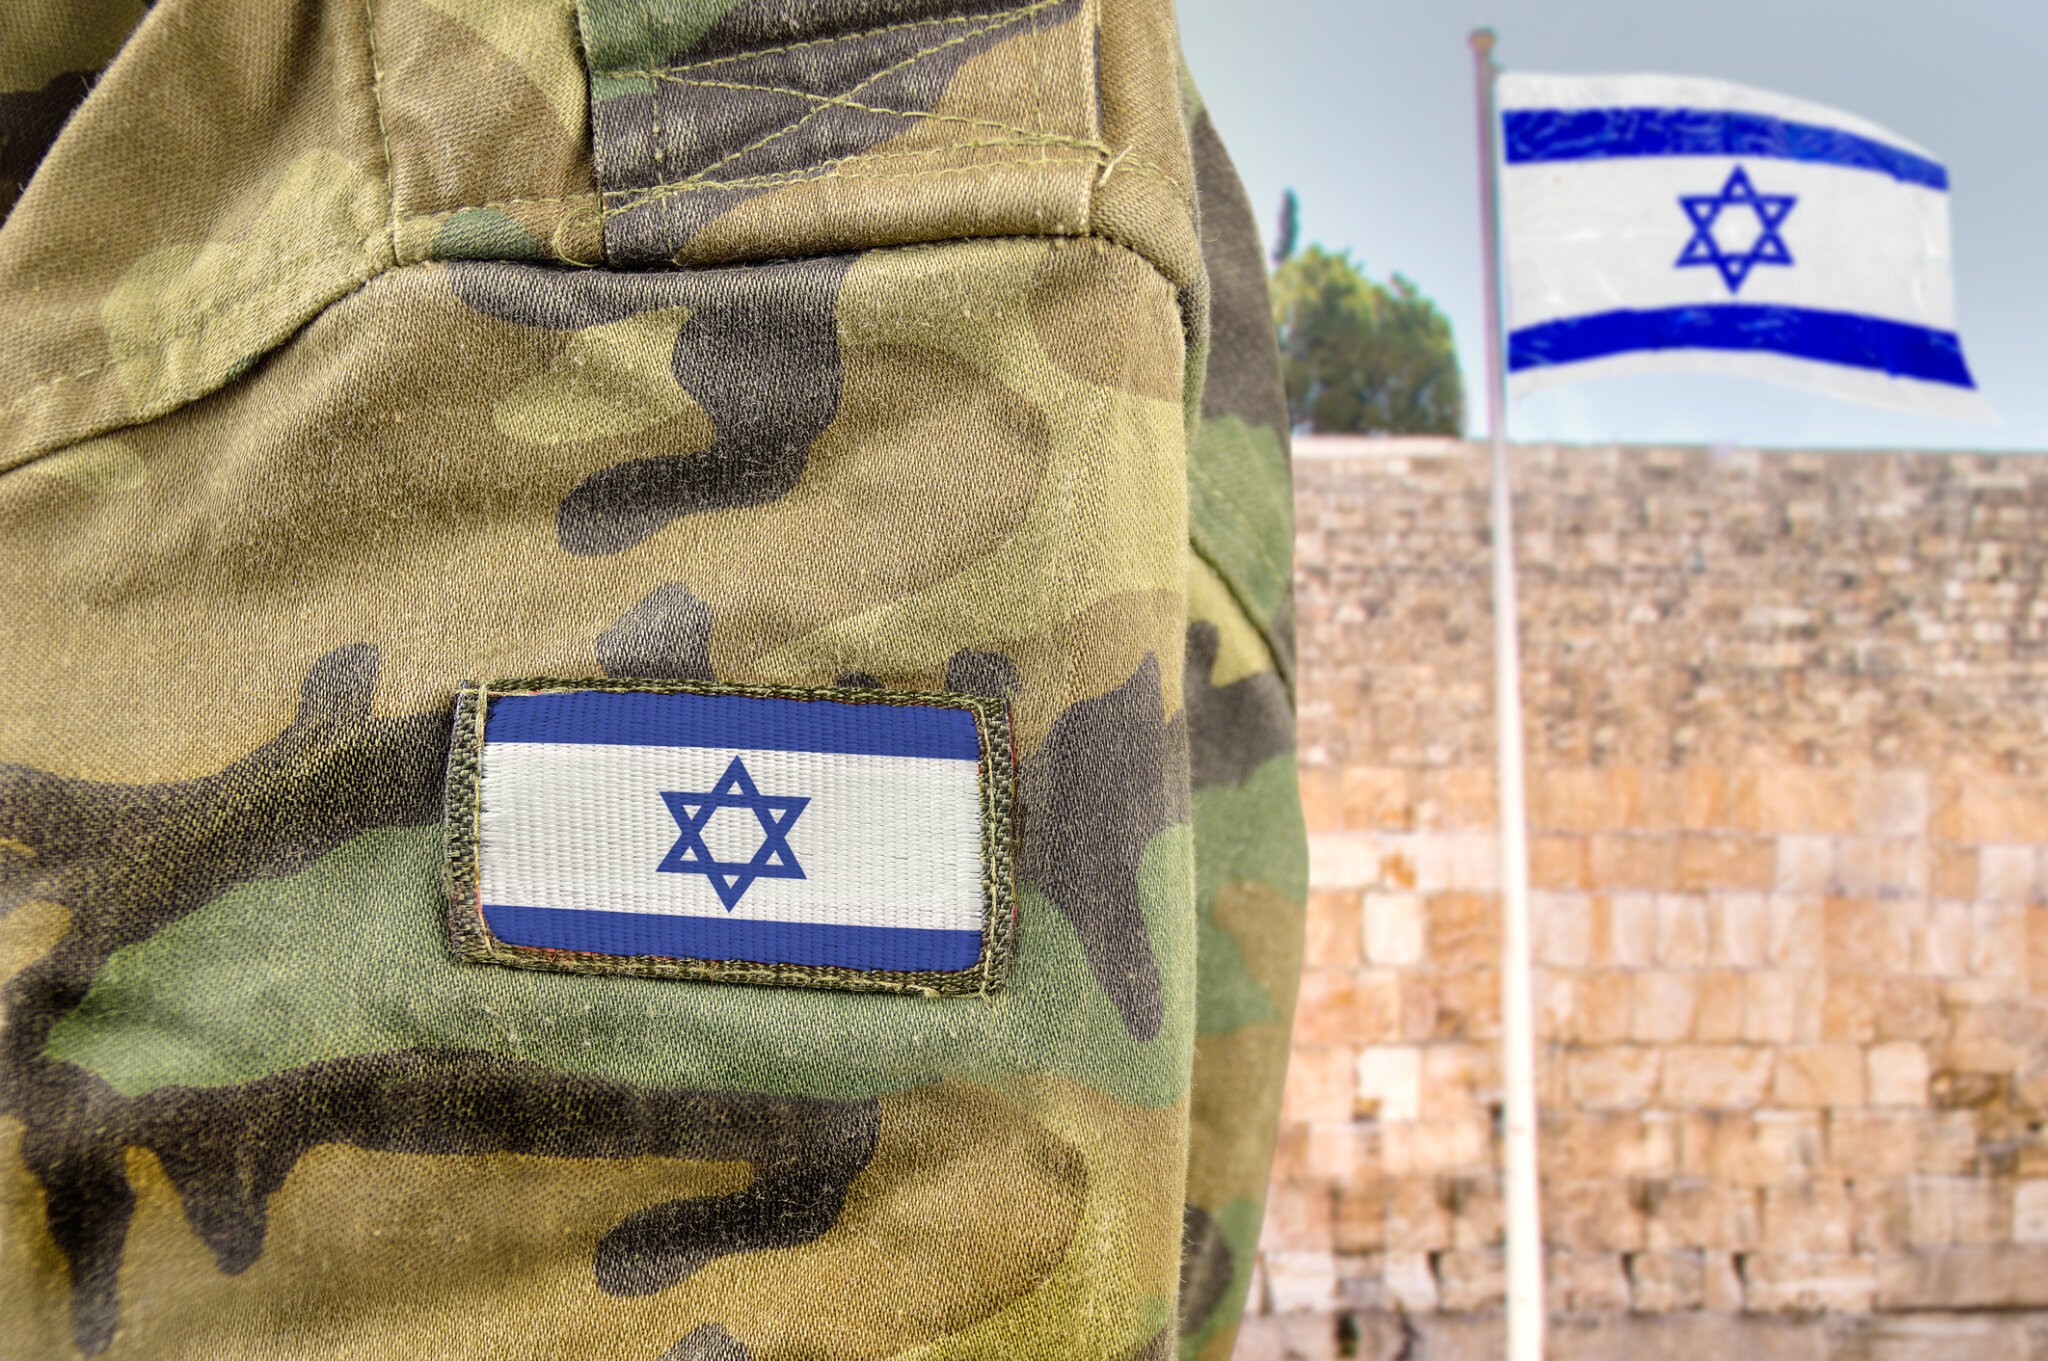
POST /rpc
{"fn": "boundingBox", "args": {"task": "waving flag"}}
[1497,73,1991,420]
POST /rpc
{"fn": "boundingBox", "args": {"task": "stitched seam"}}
[446,678,1016,996]
[592,0,1062,78]
[640,0,667,187]
[603,145,1177,219]
[682,4,1046,184]
[630,72,1169,179]
[361,0,399,254]
[0,240,381,417]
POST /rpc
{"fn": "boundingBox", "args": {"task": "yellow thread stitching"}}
[361,0,399,256]
[681,4,1045,185]
[0,241,385,416]
[602,143,1178,219]
[591,0,1063,79]
[634,72,1148,164]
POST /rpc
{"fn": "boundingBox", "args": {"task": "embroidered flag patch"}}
[444,679,1015,995]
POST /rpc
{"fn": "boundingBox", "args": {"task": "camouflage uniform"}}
[0,1,1301,1357]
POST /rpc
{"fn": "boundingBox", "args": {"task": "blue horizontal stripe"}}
[485,689,980,760]
[484,904,985,973]
[1508,305,1976,388]
[1504,107,1947,190]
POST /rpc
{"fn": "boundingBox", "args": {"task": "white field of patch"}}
[477,742,983,931]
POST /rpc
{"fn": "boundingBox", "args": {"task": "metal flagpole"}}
[1469,27,1545,1361]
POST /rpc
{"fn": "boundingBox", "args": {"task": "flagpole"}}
[1470,27,1545,1361]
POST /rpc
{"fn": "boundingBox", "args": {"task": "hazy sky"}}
[1178,1,2044,450]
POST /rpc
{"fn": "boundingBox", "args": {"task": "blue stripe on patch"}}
[482,904,986,972]
[1508,305,1975,388]
[1503,108,1948,190]
[485,689,981,760]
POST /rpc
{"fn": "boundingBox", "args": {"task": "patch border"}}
[444,677,1016,997]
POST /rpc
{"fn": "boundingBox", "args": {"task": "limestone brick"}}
[1774,1045,1868,1109]
[1868,1043,1932,1108]
[1740,1252,1877,1313]
[1661,1045,1776,1110]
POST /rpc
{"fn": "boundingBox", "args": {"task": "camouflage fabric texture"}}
[0,1,1302,1357]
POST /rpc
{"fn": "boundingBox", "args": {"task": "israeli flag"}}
[473,689,989,974]
[1498,73,1992,421]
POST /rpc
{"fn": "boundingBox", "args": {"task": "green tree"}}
[1271,245,1464,436]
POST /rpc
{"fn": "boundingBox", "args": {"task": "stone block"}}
[1746,767,1856,837]
[1261,1248,1337,1314]
[1655,894,1711,966]
[1776,836,1836,896]
[1774,1044,1868,1109]
[1534,891,1594,967]
[1861,1315,2035,1361]
[1302,888,1362,968]
[1360,892,1424,966]
[1553,1250,1633,1313]
[1694,970,1747,1041]
[1382,1248,1438,1312]
[1280,1045,1357,1125]
[1769,896,1826,968]
[1714,892,1772,967]
[1634,971,1700,1043]
[1426,892,1495,968]
[1876,1245,2048,1309]
[2013,1180,2048,1245]
[1873,977,1944,1043]
[1381,1175,1450,1251]
[1434,1248,1505,1312]
[1340,766,1413,831]
[1825,898,1912,973]
[1297,765,1344,834]
[1834,840,1927,900]
[1760,1180,1856,1254]
[1867,1042,1931,1107]
[1354,1046,1420,1122]
[1576,970,1636,1045]
[1609,892,1659,968]
[1638,1176,1738,1250]
[1531,833,1592,890]
[1977,844,2041,906]
[1431,968,1501,1040]
[1827,1111,1923,1179]
[1745,970,1823,1044]
[1918,900,1973,977]
[1681,835,1776,892]
[1929,844,1978,902]
[1569,1046,1661,1112]
[1739,1251,1876,1313]
[1972,901,2029,980]
[1261,1179,1334,1252]
[1625,1248,1706,1312]
[1550,1177,1646,1252]
[1533,767,1635,832]
[1823,973,1880,1044]
[1853,771,1929,839]
[1660,1045,1775,1110]
[1591,835,1680,891]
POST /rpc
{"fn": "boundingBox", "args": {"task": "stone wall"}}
[1238,437,2048,1360]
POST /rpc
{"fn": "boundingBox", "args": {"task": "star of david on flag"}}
[1494,71,1991,421]
[1675,166,1796,294]
[657,757,809,909]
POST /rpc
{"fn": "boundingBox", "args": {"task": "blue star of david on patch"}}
[656,757,809,910]
[1675,165,1798,294]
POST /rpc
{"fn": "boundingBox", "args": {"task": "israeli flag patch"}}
[445,679,1015,995]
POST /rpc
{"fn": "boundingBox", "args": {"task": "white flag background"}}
[1497,72,1993,422]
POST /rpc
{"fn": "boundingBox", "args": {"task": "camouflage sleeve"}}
[0,2,1301,1358]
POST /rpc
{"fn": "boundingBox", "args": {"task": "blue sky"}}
[1178,0,2043,450]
